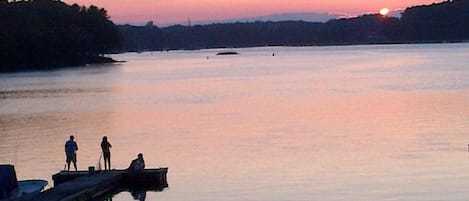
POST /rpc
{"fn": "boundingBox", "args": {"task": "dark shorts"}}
[66,152,76,163]
[103,151,111,160]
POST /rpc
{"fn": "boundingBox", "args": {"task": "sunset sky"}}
[62,0,441,25]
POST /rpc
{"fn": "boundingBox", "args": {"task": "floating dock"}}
[30,168,168,201]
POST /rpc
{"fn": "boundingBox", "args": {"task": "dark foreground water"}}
[1,44,469,201]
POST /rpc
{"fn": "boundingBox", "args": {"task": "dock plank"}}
[32,171,122,201]
[53,168,168,187]
[29,168,167,201]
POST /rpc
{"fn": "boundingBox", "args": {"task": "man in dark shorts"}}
[65,135,78,171]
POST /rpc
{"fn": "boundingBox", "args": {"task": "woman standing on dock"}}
[101,136,112,170]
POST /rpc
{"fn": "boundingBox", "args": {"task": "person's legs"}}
[104,152,111,170]
[108,153,111,170]
[72,153,77,171]
[66,153,71,171]
[104,158,108,170]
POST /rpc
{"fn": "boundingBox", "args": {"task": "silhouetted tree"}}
[0,0,120,72]
[118,23,164,52]
[315,14,400,45]
[399,0,469,42]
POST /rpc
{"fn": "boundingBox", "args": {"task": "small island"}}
[216,51,239,55]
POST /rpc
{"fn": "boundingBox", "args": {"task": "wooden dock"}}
[30,168,168,201]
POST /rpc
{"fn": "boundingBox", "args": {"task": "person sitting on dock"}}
[128,153,145,173]
[100,136,112,170]
[65,135,78,171]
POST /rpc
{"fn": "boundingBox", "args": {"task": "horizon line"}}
[114,9,403,27]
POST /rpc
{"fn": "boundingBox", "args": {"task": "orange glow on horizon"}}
[62,0,441,25]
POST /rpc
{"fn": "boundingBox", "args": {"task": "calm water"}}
[1,44,469,201]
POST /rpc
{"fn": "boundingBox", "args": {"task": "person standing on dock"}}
[100,136,112,170]
[65,135,78,171]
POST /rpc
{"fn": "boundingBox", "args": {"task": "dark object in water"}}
[0,165,17,199]
[10,180,48,200]
[0,165,47,200]
[216,51,238,55]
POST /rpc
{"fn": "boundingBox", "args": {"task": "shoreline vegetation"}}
[0,0,120,73]
[119,0,468,52]
[1,0,468,73]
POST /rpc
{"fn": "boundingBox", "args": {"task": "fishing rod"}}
[97,152,102,171]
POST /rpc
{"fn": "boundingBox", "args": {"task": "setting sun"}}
[380,7,390,15]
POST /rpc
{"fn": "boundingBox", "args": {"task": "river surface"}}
[1,44,469,201]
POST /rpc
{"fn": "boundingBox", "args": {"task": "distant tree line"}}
[119,21,322,51]
[119,0,469,51]
[0,0,120,72]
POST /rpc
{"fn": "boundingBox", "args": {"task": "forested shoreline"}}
[1,0,468,72]
[0,0,120,72]
[119,0,469,51]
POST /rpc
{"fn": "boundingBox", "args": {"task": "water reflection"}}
[1,44,469,201]
[0,88,110,99]
[100,186,167,201]
[130,189,146,201]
